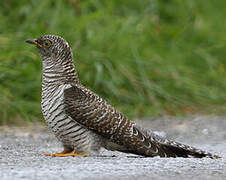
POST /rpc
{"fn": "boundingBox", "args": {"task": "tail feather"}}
[126,124,220,159]
[160,143,219,158]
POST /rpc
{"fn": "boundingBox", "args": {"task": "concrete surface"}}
[0,116,226,180]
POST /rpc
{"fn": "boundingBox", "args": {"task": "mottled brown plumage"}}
[26,35,220,158]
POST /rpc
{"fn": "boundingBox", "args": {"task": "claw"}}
[44,149,89,157]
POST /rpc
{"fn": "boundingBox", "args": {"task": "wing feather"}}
[64,84,220,158]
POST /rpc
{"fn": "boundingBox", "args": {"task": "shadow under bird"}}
[26,35,220,158]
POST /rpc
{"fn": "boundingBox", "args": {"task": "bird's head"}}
[26,35,73,66]
[26,35,79,83]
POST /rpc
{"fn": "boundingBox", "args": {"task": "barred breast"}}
[41,73,102,154]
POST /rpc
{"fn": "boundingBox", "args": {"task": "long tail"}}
[124,124,220,159]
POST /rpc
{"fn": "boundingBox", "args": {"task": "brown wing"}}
[64,84,220,158]
[64,84,166,156]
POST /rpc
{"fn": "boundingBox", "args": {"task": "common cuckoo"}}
[26,35,219,158]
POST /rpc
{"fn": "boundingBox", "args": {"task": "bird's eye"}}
[43,40,52,47]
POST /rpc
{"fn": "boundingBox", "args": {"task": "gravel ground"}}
[0,116,226,180]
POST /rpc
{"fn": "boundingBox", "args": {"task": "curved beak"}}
[25,39,42,48]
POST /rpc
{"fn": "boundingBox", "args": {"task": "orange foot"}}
[44,149,89,157]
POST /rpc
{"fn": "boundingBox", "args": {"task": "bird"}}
[26,35,219,158]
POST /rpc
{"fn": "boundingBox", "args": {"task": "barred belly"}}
[41,84,101,154]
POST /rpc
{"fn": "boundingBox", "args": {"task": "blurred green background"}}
[1,0,226,124]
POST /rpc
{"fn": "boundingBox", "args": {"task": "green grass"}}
[1,0,226,124]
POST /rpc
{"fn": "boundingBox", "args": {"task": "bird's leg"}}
[43,148,71,156]
[44,149,89,157]
[52,149,89,157]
